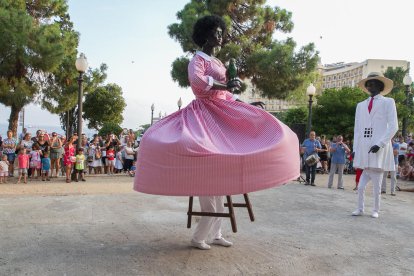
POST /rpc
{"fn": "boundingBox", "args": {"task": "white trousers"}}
[381,165,397,193]
[192,196,224,243]
[357,169,384,213]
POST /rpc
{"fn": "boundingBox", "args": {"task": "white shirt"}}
[398,142,407,155]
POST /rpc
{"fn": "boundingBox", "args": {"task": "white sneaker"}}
[352,209,364,216]
[371,212,379,218]
[211,238,233,247]
[191,240,210,250]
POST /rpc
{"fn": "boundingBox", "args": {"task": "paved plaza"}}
[0,173,413,275]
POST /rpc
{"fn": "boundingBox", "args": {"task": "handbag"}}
[87,155,94,162]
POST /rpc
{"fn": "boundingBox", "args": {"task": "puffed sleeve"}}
[188,56,214,92]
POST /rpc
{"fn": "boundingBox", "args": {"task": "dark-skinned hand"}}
[226,78,242,92]
[250,101,266,109]
[368,145,380,153]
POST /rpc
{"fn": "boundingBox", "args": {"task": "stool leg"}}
[187,196,193,228]
[226,196,237,233]
[243,193,255,221]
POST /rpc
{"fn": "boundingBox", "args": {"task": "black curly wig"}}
[192,15,227,48]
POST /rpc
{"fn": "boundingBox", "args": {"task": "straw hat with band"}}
[357,72,394,96]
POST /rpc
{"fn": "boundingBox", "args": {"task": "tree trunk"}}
[8,105,21,137]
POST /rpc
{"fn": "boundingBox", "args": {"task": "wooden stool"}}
[187,193,255,233]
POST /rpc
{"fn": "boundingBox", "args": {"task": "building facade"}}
[322,59,409,90]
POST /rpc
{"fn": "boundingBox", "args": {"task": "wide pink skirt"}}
[134,98,300,196]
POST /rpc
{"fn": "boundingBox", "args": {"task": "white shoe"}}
[191,240,210,250]
[211,238,233,247]
[352,209,364,216]
[371,212,379,218]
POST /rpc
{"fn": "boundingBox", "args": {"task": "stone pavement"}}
[0,173,413,275]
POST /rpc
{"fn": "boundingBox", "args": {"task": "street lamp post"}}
[306,83,316,136]
[151,103,155,125]
[402,73,413,138]
[178,97,182,110]
[75,53,88,151]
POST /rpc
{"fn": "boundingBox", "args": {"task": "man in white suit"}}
[352,72,398,218]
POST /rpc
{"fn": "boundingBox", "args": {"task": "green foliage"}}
[137,124,151,136]
[282,106,308,127]
[98,122,123,138]
[384,66,411,130]
[312,87,367,139]
[83,83,127,131]
[168,0,319,99]
[0,0,74,134]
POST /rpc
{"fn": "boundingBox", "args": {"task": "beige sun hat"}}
[358,72,394,95]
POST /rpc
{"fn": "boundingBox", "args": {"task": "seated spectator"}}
[399,162,414,181]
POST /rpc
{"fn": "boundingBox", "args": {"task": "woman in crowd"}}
[49,132,62,178]
[88,137,102,174]
[2,130,17,177]
[33,132,49,158]
[63,135,76,183]
[319,136,330,174]
[399,161,414,181]
[123,141,136,172]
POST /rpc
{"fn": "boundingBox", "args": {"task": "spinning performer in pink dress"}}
[134,15,300,250]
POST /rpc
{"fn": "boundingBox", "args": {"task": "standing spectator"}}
[63,136,76,183]
[30,144,42,180]
[114,146,124,173]
[405,141,414,164]
[2,130,17,177]
[327,135,351,189]
[319,136,329,174]
[398,137,407,164]
[16,148,29,184]
[49,132,62,178]
[123,141,136,172]
[41,152,51,181]
[19,128,28,142]
[33,133,49,157]
[301,131,322,186]
[106,145,115,175]
[128,129,136,144]
[0,154,9,183]
[88,137,102,174]
[75,148,86,182]
[381,139,399,196]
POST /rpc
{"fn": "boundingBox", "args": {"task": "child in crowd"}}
[75,148,86,182]
[106,145,115,175]
[41,152,51,181]
[129,161,136,177]
[30,144,42,180]
[17,148,29,184]
[114,146,124,174]
[0,154,9,183]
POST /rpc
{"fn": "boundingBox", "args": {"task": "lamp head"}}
[75,53,88,73]
[403,74,412,86]
[306,83,316,96]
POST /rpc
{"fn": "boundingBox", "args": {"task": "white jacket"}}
[353,95,398,171]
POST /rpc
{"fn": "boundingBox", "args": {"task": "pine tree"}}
[168,0,319,99]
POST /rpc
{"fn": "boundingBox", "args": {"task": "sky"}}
[1,0,414,132]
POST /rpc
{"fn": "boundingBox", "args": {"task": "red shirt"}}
[18,154,29,169]
[107,149,115,160]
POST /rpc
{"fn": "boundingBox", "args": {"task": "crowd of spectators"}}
[0,128,139,184]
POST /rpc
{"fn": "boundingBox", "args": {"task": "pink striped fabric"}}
[134,51,300,196]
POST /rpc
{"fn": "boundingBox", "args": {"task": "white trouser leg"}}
[337,163,345,188]
[357,171,370,212]
[192,196,223,243]
[381,171,387,192]
[371,171,383,212]
[390,170,396,193]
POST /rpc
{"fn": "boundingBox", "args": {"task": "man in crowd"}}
[301,131,322,186]
[398,137,407,164]
[327,135,351,189]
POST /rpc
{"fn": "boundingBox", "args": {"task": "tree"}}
[0,0,74,135]
[83,83,126,131]
[98,122,122,138]
[282,106,308,127]
[168,0,319,98]
[312,87,367,139]
[383,66,410,133]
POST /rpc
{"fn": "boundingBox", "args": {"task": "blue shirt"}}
[41,157,51,171]
[331,143,347,164]
[393,142,399,165]
[301,139,321,158]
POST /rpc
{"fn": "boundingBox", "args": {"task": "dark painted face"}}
[208,27,223,47]
[365,79,383,96]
